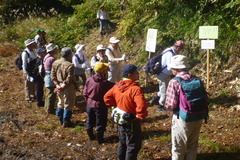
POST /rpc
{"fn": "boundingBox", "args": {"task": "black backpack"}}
[26,57,44,81]
[144,49,173,74]
[15,50,30,70]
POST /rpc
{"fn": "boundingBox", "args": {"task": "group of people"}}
[20,30,207,160]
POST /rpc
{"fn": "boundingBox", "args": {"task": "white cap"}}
[109,37,120,43]
[25,39,36,46]
[96,44,106,51]
[75,44,85,52]
[170,55,189,69]
[46,43,57,53]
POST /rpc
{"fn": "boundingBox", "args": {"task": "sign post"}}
[199,26,218,89]
[145,29,158,86]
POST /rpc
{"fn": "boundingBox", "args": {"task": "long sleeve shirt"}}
[51,58,76,86]
[43,54,56,71]
[90,54,109,69]
[105,45,123,65]
[22,48,37,74]
[161,47,176,75]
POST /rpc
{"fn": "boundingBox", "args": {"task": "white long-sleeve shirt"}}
[105,45,123,65]
[161,47,176,75]
[97,10,110,20]
[22,48,37,74]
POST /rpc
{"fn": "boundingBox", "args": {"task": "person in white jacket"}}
[105,37,126,83]
[72,44,89,86]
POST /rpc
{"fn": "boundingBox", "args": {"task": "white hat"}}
[75,44,85,52]
[25,39,35,46]
[46,43,57,53]
[170,55,189,69]
[96,44,106,51]
[109,37,120,43]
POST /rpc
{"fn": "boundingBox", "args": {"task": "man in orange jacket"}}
[104,64,148,160]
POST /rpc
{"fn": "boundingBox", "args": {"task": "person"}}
[51,47,77,128]
[22,39,37,103]
[72,43,89,87]
[34,47,47,107]
[90,44,109,75]
[97,6,110,36]
[104,64,148,160]
[149,40,186,113]
[105,37,126,83]
[34,29,47,48]
[165,55,205,160]
[83,62,114,144]
[44,43,57,114]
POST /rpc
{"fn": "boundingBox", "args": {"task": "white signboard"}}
[201,40,215,49]
[146,29,158,52]
[199,26,218,39]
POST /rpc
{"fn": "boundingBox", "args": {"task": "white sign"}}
[199,26,218,39]
[201,40,215,49]
[146,29,158,52]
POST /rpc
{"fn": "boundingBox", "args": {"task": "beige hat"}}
[96,44,106,51]
[109,37,120,43]
[25,39,36,46]
[170,55,189,69]
[46,43,57,53]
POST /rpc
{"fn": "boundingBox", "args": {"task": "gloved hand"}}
[121,54,127,61]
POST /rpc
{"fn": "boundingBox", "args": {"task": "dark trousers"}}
[35,80,44,106]
[118,121,142,160]
[86,107,108,132]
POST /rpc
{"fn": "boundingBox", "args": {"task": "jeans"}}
[99,19,109,33]
[157,72,171,106]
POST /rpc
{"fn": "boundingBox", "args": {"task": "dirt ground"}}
[0,44,239,160]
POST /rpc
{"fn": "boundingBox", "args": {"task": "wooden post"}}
[145,52,152,86]
[206,48,210,89]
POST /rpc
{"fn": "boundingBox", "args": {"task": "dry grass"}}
[0,42,239,160]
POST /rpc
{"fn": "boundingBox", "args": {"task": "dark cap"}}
[36,47,46,54]
[122,64,142,77]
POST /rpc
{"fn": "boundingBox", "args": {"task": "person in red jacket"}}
[104,64,148,160]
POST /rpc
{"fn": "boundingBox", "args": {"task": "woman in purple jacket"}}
[83,62,114,144]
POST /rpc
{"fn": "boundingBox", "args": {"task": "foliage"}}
[0,0,81,23]
[0,0,239,63]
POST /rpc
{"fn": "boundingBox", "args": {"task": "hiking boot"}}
[87,128,96,140]
[157,105,170,114]
[63,120,73,128]
[149,96,160,106]
[96,132,105,144]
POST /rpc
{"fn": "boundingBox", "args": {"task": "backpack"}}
[145,49,173,74]
[174,76,209,123]
[15,50,30,70]
[74,54,85,64]
[26,57,44,81]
